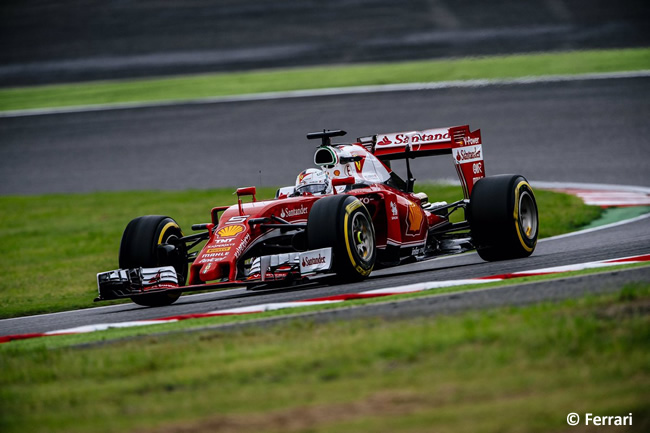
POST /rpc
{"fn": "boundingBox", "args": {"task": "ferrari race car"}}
[97,125,539,307]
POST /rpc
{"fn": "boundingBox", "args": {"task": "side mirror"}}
[331,176,355,194]
[236,186,257,199]
[236,186,256,215]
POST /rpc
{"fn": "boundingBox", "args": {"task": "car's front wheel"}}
[308,195,376,281]
[119,215,187,307]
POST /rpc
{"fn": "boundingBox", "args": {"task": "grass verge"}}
[1,48,649,112]
[0,185,602,319]
[1,284,648,433]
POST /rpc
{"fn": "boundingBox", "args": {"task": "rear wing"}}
[358,125,485,198]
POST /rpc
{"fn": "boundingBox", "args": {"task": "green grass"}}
[0,187,274,319]
[1,284,648,433]
[1,48,648,112]
[0,184,602,319]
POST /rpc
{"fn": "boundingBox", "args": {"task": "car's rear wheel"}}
[119,215,186,306]
[468,174,538,261]
[308,195,376,281]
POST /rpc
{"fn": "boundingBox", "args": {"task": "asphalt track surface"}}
[1,76,649,337]
[1,77,649,195]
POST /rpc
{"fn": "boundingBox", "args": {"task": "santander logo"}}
[280,205,308,219]
[377,136,392,146]
[455,148,481,162]
[302,254,327,267]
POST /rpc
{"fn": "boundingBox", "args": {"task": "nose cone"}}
[192,221,251,283]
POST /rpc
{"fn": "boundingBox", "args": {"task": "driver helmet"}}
[295,168,332,195]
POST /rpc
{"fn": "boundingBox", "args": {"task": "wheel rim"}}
[518,191,538,240]
[351,212,374,261]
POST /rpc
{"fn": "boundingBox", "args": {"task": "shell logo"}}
[217,225,245,237]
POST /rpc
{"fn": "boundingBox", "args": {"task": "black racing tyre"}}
[468,175,539,261]
[119,215,186,307]
[307,195,376,281]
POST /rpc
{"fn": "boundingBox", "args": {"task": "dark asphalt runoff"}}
[0,76,649,337]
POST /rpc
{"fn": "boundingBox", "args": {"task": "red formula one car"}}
[97,125,539,306]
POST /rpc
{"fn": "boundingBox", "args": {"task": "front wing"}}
[95,248,333,301]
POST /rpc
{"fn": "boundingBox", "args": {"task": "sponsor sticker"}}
[377,129,450,148]
[452,145,482,164]
[412,246,425,256]
[206,247,231,253]
[211,237,235,245]
[377,135,392,146]
[234,233,252,259]
[217,225,245,237]
[141,266,179,290]
[390,201,399,220]
[280,205,309,219]
[299,248,332,274]
[201,252,227,259]
[197,257,224,264]
[359,195,379,205]
[147,271,163,284]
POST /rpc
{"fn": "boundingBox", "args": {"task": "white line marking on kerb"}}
[1,70,648,118]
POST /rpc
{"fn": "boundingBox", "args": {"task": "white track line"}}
[1,70,649,118]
